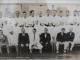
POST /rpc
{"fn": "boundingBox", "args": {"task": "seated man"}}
[29,28,43,54]
[8,31,18,53]
[0,30,9,53]
[67,28,75,51]
[18,28,29,53]
[56,28,67,53]
[40,28,52,52]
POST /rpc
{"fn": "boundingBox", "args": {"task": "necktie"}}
[34,34,35,41]
[45,34,47,38]
[61,33,63,36]
[70,33,71,35]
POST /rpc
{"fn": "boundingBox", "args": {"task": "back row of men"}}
[0,9,79,18]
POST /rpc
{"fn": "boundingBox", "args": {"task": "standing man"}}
[15,11,20,18]
[40,28,52,52]
[18,28,29,53]
[23,11,27,18]
[56,28,67,53]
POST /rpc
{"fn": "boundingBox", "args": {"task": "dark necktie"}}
[34,34,35,41]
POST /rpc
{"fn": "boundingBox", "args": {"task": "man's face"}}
[44,29,48,33]
[23,13,27,18]
[15,23,18,26]
[22,25,24,27]
[60,11,63,16]
[10,31,13,35]
[29,24,32,27]
[61,29,65,33]
[66,11,69,16]
[52,10,57,16]
[0,31,3,35]
[35,21,39,25]
[21,29,25,33]
[41,23,45,26]
[31,12,34,17]
[60,22,64,25]
[49,23,52,26]
[74,11,77,16]
[39,11,42,16]
[16,11,19,17]
[47,10,50,14]
[69,28,73,32]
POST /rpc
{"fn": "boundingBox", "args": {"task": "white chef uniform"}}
[29,31,43,49]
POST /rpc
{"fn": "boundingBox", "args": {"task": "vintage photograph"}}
[0,0,80,60]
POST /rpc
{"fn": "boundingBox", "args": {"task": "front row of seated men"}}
[0,27,75,54]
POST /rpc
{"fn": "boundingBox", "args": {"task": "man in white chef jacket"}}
[28,10,37,26]
[2,19,10,36]
[46,9,50,17]
[27,24,34,34]
[34,20,41,34]
[23,11,27,18]
[51,10,60,25]
[29,28,43,54]
[57,21,69,33]
[0,11,2,18]
[74,25,80,44]
[48,23,55,43]
[42,10,52,26]
[15,11,20,18]
[8,30,18,53]
[40,22,47,34]
[7,11,12,18]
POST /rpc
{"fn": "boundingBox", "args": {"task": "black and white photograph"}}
[0,0,80,60]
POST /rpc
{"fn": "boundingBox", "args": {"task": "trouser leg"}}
[15,45,18,53]
[6,44,9,53]
[30,49,32,53]
[0,44,2,53]
[56,42,60,51]
[64,42,69,51]
[70,42,74,51]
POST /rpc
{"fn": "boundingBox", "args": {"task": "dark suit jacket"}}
[18,33,29,45]
[40,33,51,45]
[67,32,75,41]
[56,32,67,42]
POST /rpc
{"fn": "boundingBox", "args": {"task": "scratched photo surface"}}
[0,0,80,60]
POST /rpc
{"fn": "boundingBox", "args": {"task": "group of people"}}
[0,9,80,54]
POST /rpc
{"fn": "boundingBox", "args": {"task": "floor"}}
[0,50,80,60]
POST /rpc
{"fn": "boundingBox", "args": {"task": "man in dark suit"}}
[18,28,29,53]
[56,28,67,53]
[67,28,75,51]
[40,28,52,52]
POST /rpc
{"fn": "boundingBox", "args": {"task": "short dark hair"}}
[47,9,50,11]
[60,11,63,13]
[52,10,57,12]
[23,11,26,13]
[44,28,48,30]
[33,28,36,31]
[30,10,34,14]
[61,28,65,30]
[15,11,19,14]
